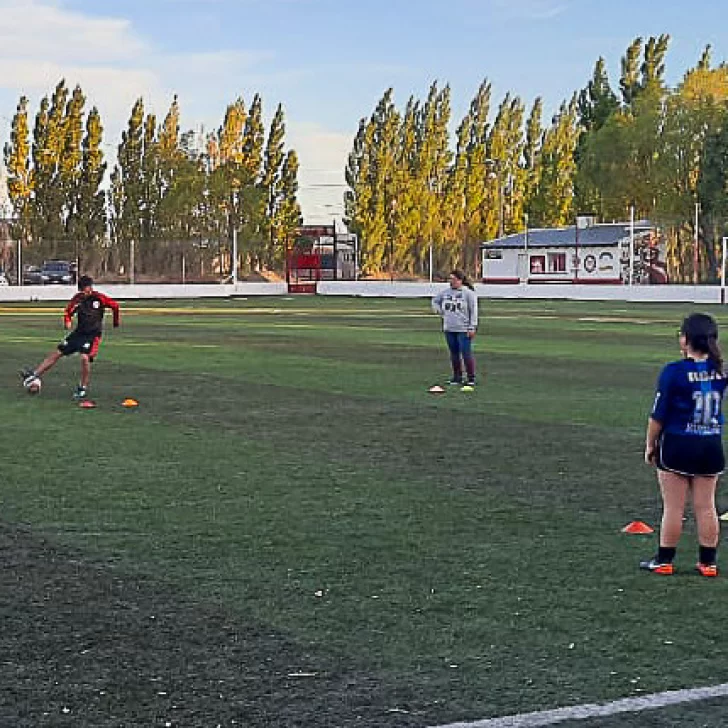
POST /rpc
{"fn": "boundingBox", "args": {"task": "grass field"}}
[2,295,728,727]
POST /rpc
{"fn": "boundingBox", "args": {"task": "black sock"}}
[699,546,717,565]
[657,546,677,563]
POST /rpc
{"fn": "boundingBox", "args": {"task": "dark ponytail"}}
[681,313,723,372]
[708,336,724,373]
[451,269,475,291]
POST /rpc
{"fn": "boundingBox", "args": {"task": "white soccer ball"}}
[25,377,42,395]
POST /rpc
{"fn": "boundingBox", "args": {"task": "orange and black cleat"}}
[696,563,718,578]
[639,559,674,575]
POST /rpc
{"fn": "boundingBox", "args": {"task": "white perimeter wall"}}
[0,280,724,304]
[0,283,287,302]
[318,281,724,304]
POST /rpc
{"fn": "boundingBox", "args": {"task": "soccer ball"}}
[25,377,42,395]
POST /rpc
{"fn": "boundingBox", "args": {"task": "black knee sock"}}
[657,546,677,563]
[699,546,717,565]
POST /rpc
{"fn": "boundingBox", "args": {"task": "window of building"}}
[548,253,567,273]
[530,256,546,274]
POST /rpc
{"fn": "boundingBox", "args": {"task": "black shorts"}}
[657,432,725,477]
[58,331,102,361]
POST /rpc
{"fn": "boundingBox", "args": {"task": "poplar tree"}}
[73,107,106,268]
[523,97,544,224]
[31,95,52,253]
[529,98,579,227]
[262,104,286,266]
[239,93,266,267]
[242,94,265,182]
[60,85,85,251]
[110,98,145,274]
[578,58,619,132]
[444,111,472,269]
[344,118,374,265]
[486,94,524,238]
[575,58,618,212]
[366,89,399,273]
[41,80,70,253]
[464,81,492,248]
[276,150,302,251]
[140,112,160,270]
[415,83,452,274]
[640,34,670,94]
[620,38,643,107]
[3,97,33,249]
[393,97,424,272]
[216,98,246,166]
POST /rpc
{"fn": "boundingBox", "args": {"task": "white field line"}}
[428,682,728,728]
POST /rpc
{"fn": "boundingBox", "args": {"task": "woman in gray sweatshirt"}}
[431,269,479,387]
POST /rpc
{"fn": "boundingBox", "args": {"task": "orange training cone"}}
[622,521,655,534]
[79,400,96,409]
[122,398,139,408]
[428,385,445,394]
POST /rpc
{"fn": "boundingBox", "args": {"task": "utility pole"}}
[694,202,700,285]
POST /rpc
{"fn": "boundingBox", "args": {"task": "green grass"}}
[2,296,728,727]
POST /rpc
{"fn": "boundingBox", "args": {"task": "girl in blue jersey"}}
[642,313,726,577]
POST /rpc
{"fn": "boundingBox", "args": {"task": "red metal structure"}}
[286,248,321,294]
[286,225,333,294]
[285,224,357,293]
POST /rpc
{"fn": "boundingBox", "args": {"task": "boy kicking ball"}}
[21,275,120,400]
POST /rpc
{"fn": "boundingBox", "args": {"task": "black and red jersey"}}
[64,291,120,336]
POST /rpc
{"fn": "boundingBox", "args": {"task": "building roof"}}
[481,222,653,249]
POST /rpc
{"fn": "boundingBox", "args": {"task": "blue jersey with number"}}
[652,359,727,436]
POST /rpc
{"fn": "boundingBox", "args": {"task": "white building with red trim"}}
[481,219,668,285]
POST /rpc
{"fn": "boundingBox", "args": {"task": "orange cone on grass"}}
[622,521,655,534]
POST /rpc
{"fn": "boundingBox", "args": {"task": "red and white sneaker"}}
[639,558,674,575]
[696,563,718,578]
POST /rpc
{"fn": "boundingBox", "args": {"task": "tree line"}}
[3,81,301,279]
[345,36,728,282]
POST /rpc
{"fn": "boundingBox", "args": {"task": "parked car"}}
[23,265,44,285]
[0,270,8,286]
[40,260,75,285]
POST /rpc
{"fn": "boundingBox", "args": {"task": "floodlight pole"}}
[332,218,338,281]
[17,238,22,287]
[355,234,359,281]
[694,202,700,285]
[722,236,727,305]
[231,188,239,286]
[232,226,238,285]
[628,205,635,286]
[130,239,136,285]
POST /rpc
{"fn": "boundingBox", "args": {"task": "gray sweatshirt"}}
[432,286,479,332]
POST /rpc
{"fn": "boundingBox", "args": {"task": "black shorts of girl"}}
[58,331,102,362]
[657,432,725,477]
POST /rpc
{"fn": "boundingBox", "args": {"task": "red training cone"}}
[621,521,654,534]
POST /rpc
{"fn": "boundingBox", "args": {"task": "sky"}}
[1,0,728,222]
